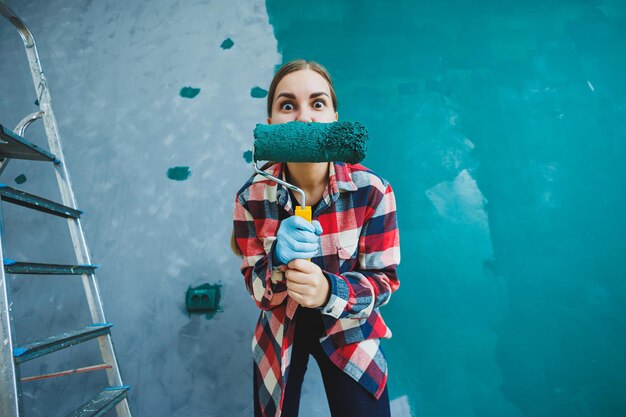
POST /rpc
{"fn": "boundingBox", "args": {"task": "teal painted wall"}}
[265,1,626,416]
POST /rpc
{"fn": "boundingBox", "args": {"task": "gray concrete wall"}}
[0,1,326,416]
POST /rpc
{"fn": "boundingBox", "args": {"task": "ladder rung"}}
[0,124,59,163]
[0,184,82,218]
[66,386,130,417]
[21,363,112,382]
[13,323,113,364]
[3,259,98,275]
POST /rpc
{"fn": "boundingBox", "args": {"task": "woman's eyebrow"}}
[309,92,330,99]
[276,92,296,100]
[275,92,329,100]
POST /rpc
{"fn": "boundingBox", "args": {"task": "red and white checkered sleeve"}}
[233,191,288,310]
[321,181,401,319]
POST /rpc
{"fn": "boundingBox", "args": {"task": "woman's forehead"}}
[275,69,330,96]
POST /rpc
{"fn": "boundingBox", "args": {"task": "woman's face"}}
[268,69,338,125]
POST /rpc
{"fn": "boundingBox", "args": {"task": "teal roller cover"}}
[253,120,368,164]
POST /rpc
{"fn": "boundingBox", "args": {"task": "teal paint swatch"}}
[167,166,191,181]
[243,150,253,163]
[250,86,268,98]
[266,1,626,416]
[15,174,27,184]
[179,87,201,99]
[220,38,234,49]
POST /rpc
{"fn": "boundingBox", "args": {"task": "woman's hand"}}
[283,259,330,308]
[274,217,323,265]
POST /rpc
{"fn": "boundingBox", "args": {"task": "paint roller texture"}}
[253,121,368,164]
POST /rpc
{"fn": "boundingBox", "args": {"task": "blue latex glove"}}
[273,216,323,265]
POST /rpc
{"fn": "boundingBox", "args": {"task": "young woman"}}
[232,59,400,417]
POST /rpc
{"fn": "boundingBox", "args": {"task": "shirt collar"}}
[259,162,358,212]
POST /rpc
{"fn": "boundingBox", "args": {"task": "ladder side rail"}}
[0,205,23,417]
[1,3,131,416]
[24,49,133,417]
[0,4,106,327]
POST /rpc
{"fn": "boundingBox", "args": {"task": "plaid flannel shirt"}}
[233,161,400,417]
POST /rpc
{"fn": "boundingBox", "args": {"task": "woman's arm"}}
[233,193,288,310]
[320,182,400,319]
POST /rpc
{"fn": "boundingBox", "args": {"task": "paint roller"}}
[252,120,368,222]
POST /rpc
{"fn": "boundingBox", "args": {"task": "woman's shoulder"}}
[235,162,282,204]
[341,162,393,194]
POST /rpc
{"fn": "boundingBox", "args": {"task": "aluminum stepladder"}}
[0,2,132,416]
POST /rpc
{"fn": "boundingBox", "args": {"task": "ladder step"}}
[0,184,82,218]
[0,124,59,163]
[3,259,98,275]
[66,386,130,417]
[13,323,113,364]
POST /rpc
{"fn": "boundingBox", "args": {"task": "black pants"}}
[254,307,391,417]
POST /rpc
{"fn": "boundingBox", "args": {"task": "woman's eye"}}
[313,100,325,109]
[281,102,294,111]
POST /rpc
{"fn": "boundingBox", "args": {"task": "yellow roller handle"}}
[295,205,312,222]
[295,205,312,261]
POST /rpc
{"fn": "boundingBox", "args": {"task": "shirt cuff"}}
[319,271,350,319]
[270,239,284,268]
[268,239,286,286]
